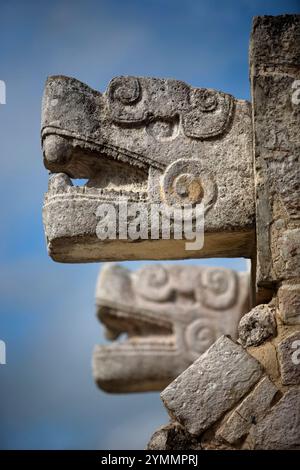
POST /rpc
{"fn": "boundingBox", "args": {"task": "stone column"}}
[251,14,300,295]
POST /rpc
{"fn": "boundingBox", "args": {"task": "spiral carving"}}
[134,264,172,302]
[184,319,215,361]
[108,76,141,105]
[161,159,216,212]
[193,88,219,112]
[197,268,238,310]
[183,87,233,139]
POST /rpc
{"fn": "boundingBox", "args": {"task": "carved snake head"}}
[93,263,250,392]
[42,76,255,262]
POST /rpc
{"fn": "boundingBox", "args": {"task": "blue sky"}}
[0,0,299,450]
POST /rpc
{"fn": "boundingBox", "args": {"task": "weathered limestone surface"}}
[238,304,276,347]
[278,283,300,325]
[146,422,202,450]
[250,15,300,289]
[42,76,255,262]
[217,376,278,444]
[277,332,300,385]
[93,263,250,392]
[161,336,263,436]
[245,388,300,450]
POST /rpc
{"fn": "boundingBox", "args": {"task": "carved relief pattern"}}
[197,268,238,310]
[134,264,238,311]
[133,264,172,302]
[107,76,234,139]
[161,158,217,211]
[184,319,216,360]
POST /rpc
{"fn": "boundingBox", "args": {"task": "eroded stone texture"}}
[244,388,300,450]
[146,422,201,450]
[93,263,250,392]
[217,376,278,444]
[42,76,255,262]
[238,304,276,348]
[161,336,263,436]
[250,15,300,287]
[278,284,300,325]
[247,340,280,384]
[277,332,300,385]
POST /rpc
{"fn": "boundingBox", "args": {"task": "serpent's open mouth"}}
[43,133,150,201]
[97,303,175,352]
[93,303,180,393]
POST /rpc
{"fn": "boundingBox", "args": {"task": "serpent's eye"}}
[193,88,218,112]
[146,117,179,141]
[134,264,172,302]
[196,268,238,310]
[161,158,216,212]
[108,76,141,105]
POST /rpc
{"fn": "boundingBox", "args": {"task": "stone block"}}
[278,284,300,325]
[160,336,263,436]
[146,422,201,450]
[277,332,300,385]
[238,304,276,348]
[245,388,300,449]
[217,376,277,444]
